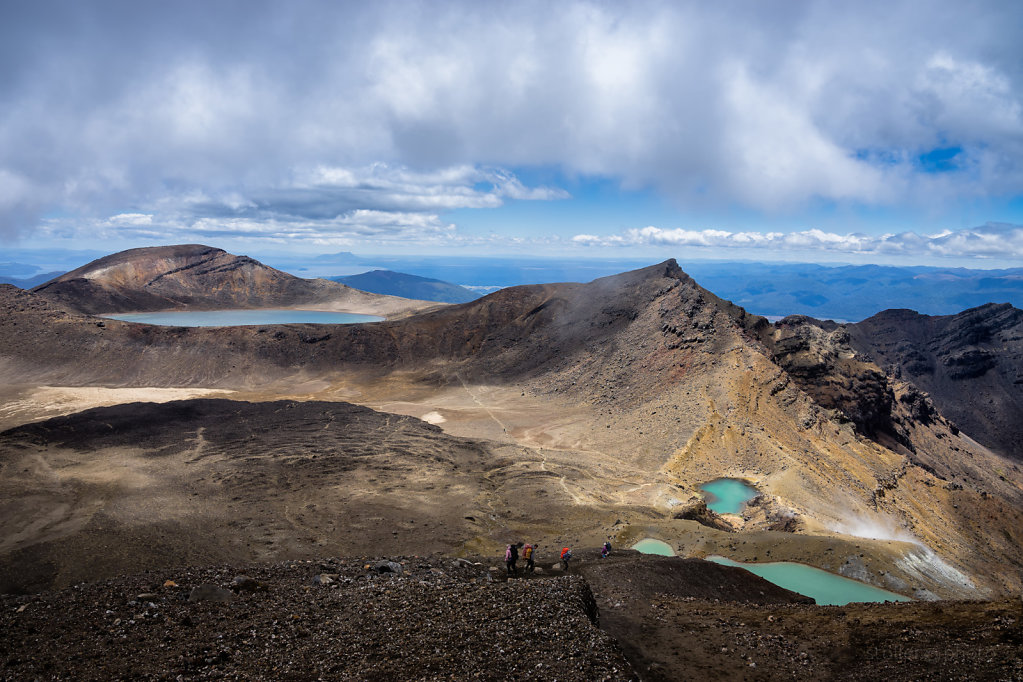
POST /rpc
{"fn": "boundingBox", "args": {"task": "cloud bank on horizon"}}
[2,0,1022,263]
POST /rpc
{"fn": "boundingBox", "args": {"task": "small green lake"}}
[103,310,384,327]
[699,478,758,514]
[631,538,675,556]
[708,556,912,605]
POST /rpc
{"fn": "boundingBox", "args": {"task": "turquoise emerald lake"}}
[103,310,384,327]
[699,478,758,514]
[632,538,676,556]
[708,556,912,605]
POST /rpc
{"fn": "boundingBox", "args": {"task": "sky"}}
[2,0,1023,267]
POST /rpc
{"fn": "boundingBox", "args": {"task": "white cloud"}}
[293,163,567,213]
[575,222,1023,260]
[103,213,153,227]
[28,162,564,247]
[0,1,1021,241]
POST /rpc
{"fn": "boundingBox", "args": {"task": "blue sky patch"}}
[917,146,963,173]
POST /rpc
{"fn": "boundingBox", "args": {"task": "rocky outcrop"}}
[672,498,734,532]
[759,316,899,442]
[847,303,1023,459]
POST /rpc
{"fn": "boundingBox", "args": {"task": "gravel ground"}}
[0,556,635,681]
[4,552,1022,681]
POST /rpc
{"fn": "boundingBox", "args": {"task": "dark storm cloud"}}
[1,0,1021,246]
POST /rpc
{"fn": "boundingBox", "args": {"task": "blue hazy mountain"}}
[310,257,1023,321]
[0,271,66,288]
[329,270,480,303]
[312,257,1023,322]
[678,261,1023,322]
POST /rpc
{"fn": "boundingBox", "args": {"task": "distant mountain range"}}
[679,262,1023,322]
[6,248,1023,321]
[266,253,1023,322]
[0,271,65,288]
[328,270,479,303]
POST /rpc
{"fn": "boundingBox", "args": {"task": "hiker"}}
[560,546,572,572]
[505,543,519,575]
[522,543,535,572]
[600,540,611,559]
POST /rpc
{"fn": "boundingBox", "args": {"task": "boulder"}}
[231,575,267,592]
[672,497,734,532]
[372,561,404,575]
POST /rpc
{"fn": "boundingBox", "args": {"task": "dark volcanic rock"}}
[0,558,637,681]
[848,303,1023,458]
[2,555,1022,681]
[760,317,900,443]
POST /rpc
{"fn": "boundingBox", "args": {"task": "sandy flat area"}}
[0,385,235,432]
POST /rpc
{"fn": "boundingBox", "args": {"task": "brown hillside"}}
[31,244,433,316]
[2,260,1022,599]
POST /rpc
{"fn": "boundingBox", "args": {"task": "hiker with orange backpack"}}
[522,543,535,573]
[560,546,572,572]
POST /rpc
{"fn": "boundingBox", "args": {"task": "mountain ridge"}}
[31,244,436,317]
[1,249,1022,601]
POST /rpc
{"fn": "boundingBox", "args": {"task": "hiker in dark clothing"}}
[505,543,519,575]
[560,547,572,572]
[601,540,612,559]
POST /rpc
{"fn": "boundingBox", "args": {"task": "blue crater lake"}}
[632,538,676,556]
[708,556,912,605]
[103,310,384,327]
[699,478,758,514]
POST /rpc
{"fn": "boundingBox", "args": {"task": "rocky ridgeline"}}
[0,556,635,681]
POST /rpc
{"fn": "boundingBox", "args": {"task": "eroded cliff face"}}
[754,316,956,457]
[760,318,896,438]
[846,303,1023,460]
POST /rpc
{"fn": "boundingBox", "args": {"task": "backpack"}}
[523,545,533,559]
[561,547,571,560]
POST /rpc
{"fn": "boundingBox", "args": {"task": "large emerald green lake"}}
[708,555,912,605]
